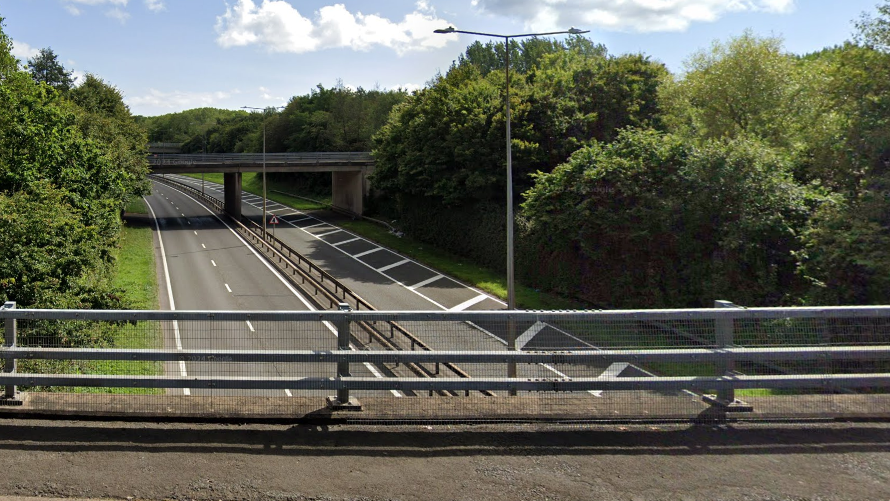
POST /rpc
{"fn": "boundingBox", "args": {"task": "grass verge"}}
[68,198,162,394]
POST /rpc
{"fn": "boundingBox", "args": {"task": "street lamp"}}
[435,25,588,391]
[241,105,285,238]
[434,26,588,309]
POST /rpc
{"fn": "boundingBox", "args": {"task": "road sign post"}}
[269,214,279,239]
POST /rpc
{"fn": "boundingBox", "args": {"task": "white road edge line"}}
[161,182,400,397]
[144,195,190,396]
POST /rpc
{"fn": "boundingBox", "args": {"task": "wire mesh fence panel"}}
[0,308,888,422]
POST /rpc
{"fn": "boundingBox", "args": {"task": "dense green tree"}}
[27,47,73,92]
[520,129,813,307]
[660,31,798,146]
[0,18,146,312]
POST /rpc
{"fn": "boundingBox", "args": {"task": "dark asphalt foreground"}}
[0,420,888,501]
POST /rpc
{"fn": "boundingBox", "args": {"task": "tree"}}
[855,1,890,50]
[27,47,74,92]
[660,31,798,147]
[519,129,813,308]
[0,17,16,79]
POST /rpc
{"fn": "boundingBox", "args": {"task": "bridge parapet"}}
[148,152,373,170]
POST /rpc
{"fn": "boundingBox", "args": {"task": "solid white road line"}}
[302,222,328,229]
[352,247,383,258]
[334,237,361,246]
[408,274,444,290]
[377,259,409,272]
[316,229,342,238]
[449,294,488,312]
[145,195,190,396]
[516,321,546,350]
[246,320,255,332]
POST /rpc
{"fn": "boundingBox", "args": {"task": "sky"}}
[1,0,882,117]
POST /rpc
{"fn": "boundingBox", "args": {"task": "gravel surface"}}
[0,419,888,501]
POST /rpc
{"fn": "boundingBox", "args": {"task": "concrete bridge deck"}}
[148,152,374,174]
[148,152,375,215]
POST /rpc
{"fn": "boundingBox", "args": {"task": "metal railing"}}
[2,304,890,422]
[147,152,373,166]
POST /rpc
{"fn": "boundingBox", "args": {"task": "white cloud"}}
[145,0,165,12]
[127,88,242,112]
[106,7,131,23]
[258,86,285,102]
[215,1,454,55]
[471,0,796,33]
[11,40,39,61]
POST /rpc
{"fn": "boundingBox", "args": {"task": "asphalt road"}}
[144,181,391,398]
[162,175,615,385]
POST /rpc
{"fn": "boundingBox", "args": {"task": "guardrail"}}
[147,152,374,166]
[2,303,890,422]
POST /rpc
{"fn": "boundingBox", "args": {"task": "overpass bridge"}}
[148,152,375,216]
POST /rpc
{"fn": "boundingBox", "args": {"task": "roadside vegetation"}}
[0,15,159,390]
[143,4,890,312]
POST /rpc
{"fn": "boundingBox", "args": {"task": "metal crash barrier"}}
[1,305,889,422]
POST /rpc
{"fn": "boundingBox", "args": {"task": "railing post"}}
[703,300,752,412]
[1,301,19,403]
[507,315,517,396]
[327,302,362,411]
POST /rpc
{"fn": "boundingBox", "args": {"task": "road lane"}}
[161,176,616,388]
[146,181,388,398]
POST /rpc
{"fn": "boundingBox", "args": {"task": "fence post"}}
[507,315,517,396]
[1,301,19,402]
[327,302,362,411]
[703,300,752,412]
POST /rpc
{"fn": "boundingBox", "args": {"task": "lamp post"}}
[242,105,285,238]
[435,25,588,393]
[434,26,588,312]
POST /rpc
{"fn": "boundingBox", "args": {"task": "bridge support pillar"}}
[332,169,368,215]
[224,172,242,220]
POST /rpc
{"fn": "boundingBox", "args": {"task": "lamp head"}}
[434,26,456,34]
[567,27,589,34]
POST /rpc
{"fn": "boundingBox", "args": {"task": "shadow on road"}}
[0,419,887,458]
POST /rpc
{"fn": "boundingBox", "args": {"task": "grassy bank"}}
[77,197,162,393]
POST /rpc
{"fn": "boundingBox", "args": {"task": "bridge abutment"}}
[224,172,242,220]
[332,168,369,215]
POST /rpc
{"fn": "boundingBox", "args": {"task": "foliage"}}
[520,129,812,308]
[27,47,74,92]
[0,18,147,315]
[371,38,668,209]
[660,31,798,147]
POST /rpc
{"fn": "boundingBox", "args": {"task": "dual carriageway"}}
[146,174,608,400]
